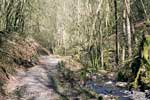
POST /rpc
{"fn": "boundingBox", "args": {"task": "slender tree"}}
[125,0,132,58]
[114,0,119,64]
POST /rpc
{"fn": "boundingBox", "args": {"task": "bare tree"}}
[124,0,132,58]
[114,0,119,64]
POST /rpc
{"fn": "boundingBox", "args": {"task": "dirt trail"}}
[6,56,61,100]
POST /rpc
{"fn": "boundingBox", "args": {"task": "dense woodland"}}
[1,0,150,100]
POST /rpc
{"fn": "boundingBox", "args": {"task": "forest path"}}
[6,55,62,100]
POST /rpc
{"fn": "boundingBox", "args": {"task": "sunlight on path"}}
[7,56,61,100]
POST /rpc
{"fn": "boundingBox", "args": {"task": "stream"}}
[85,80,149,100]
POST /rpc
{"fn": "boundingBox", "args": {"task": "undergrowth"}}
[57,61,100,100]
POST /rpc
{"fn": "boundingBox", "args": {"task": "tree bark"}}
[125,0,132,57]
[114,0,119,64]
[122,46,125,63]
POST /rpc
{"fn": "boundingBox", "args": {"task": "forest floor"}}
[3,55,148,100]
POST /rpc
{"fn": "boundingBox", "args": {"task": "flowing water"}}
[86,80,148,100]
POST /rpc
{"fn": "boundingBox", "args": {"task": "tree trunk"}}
[131,22,136,49]
[125,0,132,58]
[114,0,119,64]
[123,7,127,62]
[100,29,104,68]
[122,46,125,63]
[127,16,132,57]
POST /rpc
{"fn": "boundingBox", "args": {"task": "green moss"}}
[132,67,141,89]
[131,35,150,89]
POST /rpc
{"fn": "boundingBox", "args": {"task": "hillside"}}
[0,31,50,98]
